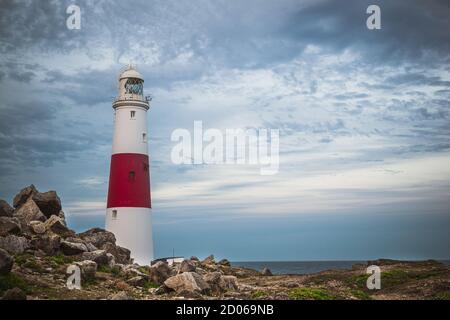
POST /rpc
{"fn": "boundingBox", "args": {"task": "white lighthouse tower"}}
[105,65,154,265]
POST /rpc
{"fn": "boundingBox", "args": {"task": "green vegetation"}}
[350,289,372,300]
[288,287,336,300]
[47,254,74,265]
[22,260,44,273]
[143,281,159,289]
[13,253,34,266]
[252,290,269,299]
[434,291,450,300]
[97,265,120,276]
[0,273,33,294]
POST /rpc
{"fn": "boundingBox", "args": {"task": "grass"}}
[350,289,372,300]
[143,281,159,289]
[46,254,74,266]
[434,291,450,300]
[0,273,33,295]
[251,290,269,299]
[288,287,336,300]
[97,265,121,276]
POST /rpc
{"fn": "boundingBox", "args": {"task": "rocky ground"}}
[1,185,450,300]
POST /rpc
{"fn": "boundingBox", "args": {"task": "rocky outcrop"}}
[75,260,97,280]
[0,235,29,254]
[82,250,109,266]
[149,261,172,285]
[0,248,13,275]
[61,240,88,255]
[178,259,196,273]
[0,200,14,217]
[0,217,21,236]
[202,254,215,265]
[31,191,61,218]
[13,185,37,208]
[164,272,210,295]
[78,228,116,249]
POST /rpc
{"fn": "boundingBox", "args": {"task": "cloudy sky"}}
[0,0,449,261]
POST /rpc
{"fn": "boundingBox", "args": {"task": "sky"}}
[0,0,449,261]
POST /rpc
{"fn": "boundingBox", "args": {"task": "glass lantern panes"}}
[124,78,143,95]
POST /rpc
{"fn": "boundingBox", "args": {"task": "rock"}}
[110,291,134,300]
[164,272,210,294]
[190,256,199,261]
[178,289,202,299]
[0,235,29,254]
[203,272,222,294]
[154,284,171,295]
[102,242,130,264]
[82,250,109,266]
[127,276,146,287]
[220,275,238,291]
[122,265,149,279]
[86,242,98,252]
[29,234,60,255]
[31,191,61,219]
[148,261,171,285]
[75,260,97,280]
[58,210,67,226]
[202,254,215,265]
[261,267,272,276]
[0,248,13,275]
[78,228,116,248]
[106,253,116,268]
[13,198,46,226]
[29,220,46,234]
[43,215,72,236]
[218,259,231,266]
[0,200,13,217]
[13,185,37,208]
[2,287,27,300]
[0,216,22,236]
[61,240,88,255]
[178,259,196,273]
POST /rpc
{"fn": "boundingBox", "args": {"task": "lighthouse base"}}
[105,207,154,265]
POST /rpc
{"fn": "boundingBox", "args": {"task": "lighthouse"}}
[106,65,154,265]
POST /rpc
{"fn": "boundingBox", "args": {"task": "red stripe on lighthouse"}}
[107,153,151,208]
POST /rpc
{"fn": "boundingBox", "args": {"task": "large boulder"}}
[13,198,46,226]
[148,261,171,285]
[81,250,109,266]
[42,215,72,237]
[178,259,196,273]
[218,259,231,267]
[13,185,37,208]
[0,217,22,236]
[31,191,61,219]
[29,221,46,234]
[78,228,116,248]
[261,267,273,276]
[0,235,29,254]
[0,248,13,275]
[75,260,97,280]
[61,240,88,255]
[203,272,238,294]
[102,242,130,264]
[110,291,133,300]
[202,255,215,265]
[29,234,60,255]
[220,275,238,291]
[0,200,14,217]
[164,272,210,295]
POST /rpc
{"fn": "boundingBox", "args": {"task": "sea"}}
[231,260,450,275]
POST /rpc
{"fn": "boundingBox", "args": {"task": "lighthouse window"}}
[142,133,147,142]
[124,78,143,95]
[128,171,135,182]
[130,110,136,119]
[112,210,117,220]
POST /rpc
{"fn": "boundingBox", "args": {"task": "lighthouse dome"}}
[119,66,144,81]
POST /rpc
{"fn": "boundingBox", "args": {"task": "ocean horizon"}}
[231,260,450,275]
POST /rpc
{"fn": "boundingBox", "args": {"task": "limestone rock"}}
[203,272,222,294]
[178,259,196,273]
[0,235,29,254]
[31,191,62,219]
[2,287,27,300]
[218,258,231,266]
[78,228,116,248]
[220,275,238,291]
[0,216,22,236]
[43,215,72,236]
[29,234,60,255]
[82,250,109,266]
[202,255,215,265]
[61,240,88,255]
[29,220,46,234]
[164,272,210,294]
[13,198,46,225]
[102,242,130,264]
[75,260,97,280]
[127,276,146,287]
[148,261,171,285]
[110,291,134,300]
[13,185,37,208]
[0,248,13,275]
[261,267,273,276]
[0,200,14,217]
